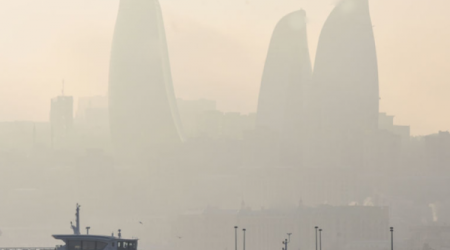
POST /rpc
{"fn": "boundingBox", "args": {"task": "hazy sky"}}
[0,0,449,135]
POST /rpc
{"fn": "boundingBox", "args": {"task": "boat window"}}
[128,242,137,250]
[83,241,96,250]
[117,241,137,250]
[96,242,107,250]
[68,241,82,250]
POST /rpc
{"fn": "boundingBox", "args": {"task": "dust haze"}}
[0,1,450,250]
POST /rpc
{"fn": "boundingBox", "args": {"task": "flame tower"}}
[256,10,312,166]
[313,0,379,168]
[109,0,183,159]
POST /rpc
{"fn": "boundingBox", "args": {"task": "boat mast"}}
[71,204,81,235]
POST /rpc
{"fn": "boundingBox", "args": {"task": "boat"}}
[53,204,138,250]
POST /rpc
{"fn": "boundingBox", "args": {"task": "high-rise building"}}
[255,10,312,167]
[108,0,183,159]
[76,96,109,130]
[50,95,73,144]
[313,0,379,168]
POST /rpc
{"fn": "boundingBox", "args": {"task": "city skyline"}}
[0,0,449,135]
[0,1,449,250]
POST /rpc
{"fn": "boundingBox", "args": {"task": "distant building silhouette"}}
[313,0,379,168]
[76,96,109,129]
[379,113,410,143]
[108,0,183,160]
[50,94,73,147]
[255,10,312,167]
[176,99,256,140]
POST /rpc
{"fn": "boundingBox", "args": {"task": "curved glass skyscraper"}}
[109,0,183,160]
[313,0,379,168]
[256,10,312,166]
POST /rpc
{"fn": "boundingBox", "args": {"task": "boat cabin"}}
[53,235,138,250]
[53,204,138,250]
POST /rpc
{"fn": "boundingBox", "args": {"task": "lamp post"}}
[319,229,322,250]
[390,227,394,250]
[243,228,246,250]
[315,227,318,250]
[285,233,292,250]
[235,226,238,250]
